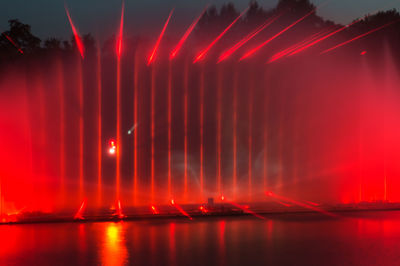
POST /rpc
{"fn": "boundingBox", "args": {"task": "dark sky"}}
[1,0,399,41]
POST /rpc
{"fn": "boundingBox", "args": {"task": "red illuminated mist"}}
[3,2,400,220]
[115,1,124,201]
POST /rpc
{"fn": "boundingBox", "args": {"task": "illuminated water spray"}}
[116,2,124,200]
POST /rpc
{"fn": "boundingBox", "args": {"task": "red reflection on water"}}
[267,220,274,239]
[78,224,87,253]
[169,223,176,264]
[101,223,128,266]
[219,221,226,263]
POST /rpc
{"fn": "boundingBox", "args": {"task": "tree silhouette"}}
[44,38,62,50]
[1,19,41,53]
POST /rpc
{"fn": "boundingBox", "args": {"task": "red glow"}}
[148,9,174,65]
[266,192,337,217]
[194,7,249,63]
[116,16,122,199]
[321,20,400,55]
[116,2,125,58]
[240,9,316,60]
[97,45,102,206]
[170,7,207,59]
[109,139,116,155]
[109,139,116,147]
[2,33,24,54]
[199,66,204,200]
[78,59,84,200]
[360,50,367,55]
[183,62,189,200]
[199,205,208,213]
[151,205,159,214]
[150,67,155,203]
[168,62,172,199]
[115,199,125,219]
[217,66,222,196]
[133,53,139,205]
[248,83,253,200]
[170,200,192,220]
[232,70,237,199]
[221,195,225,201]
[218,14,281,62]
[263,126,268,192]
[74,199,86,220]
[65,6,85,58]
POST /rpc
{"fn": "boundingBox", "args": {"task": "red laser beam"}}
[302,200,320,206]
[116,2,124,58]
[170,199,192,220]
[199,66,204,200]
[266,192,337,217]
[268,27,335,63]
[74,199,86,220]
[2,33,24,54]
[96,43,102,207]
[170,7,207,59]
[148,9,174,65]
[116,7,123,198]
[274,200,292,207]
[65,6,85,58]
[232,68,238,199]
[221,196,266,220]
[240,8,316,60]
[133,54,139,205]
[287,24,352,56]
[321,19,400,54]
[194,7,249,63]
[218,14,282,63]
[168,62,172,199]
[286,8,384,57]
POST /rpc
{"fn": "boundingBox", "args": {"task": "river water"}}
[1,211,400,265]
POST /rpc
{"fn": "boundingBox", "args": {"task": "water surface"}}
[1,211,400,265]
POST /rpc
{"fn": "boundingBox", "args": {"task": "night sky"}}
[1,0,399,41]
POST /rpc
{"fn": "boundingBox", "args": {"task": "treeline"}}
[1,0,400,64]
